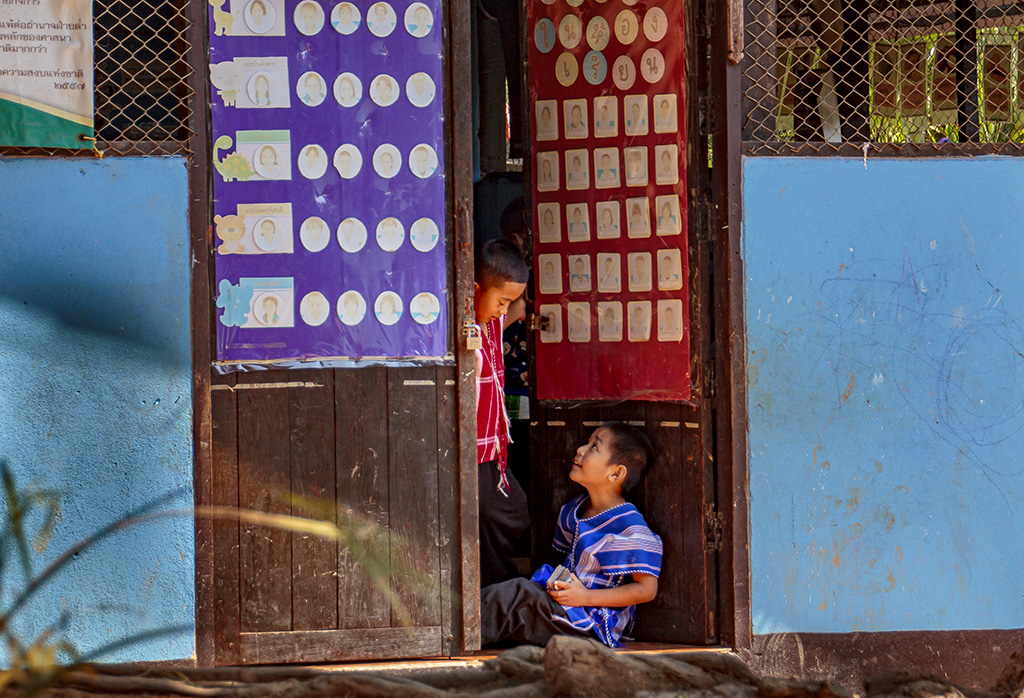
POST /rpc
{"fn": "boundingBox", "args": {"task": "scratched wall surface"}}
[0,158,195,661]
[744,157,1024,633]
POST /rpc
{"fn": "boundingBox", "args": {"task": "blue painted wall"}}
[744,157,1024,634]
[0,157,194,661]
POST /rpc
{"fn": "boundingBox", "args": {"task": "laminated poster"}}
[209,0,448,367]
[529,0,691,401]
[0,0,94,149]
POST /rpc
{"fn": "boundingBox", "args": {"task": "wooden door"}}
[524,0,719,645]
[208,365,469,663]
[197,0,479,662]
[529,400,717,644]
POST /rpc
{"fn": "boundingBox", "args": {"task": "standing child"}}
[480,422,662,647]
[475,239,530,587]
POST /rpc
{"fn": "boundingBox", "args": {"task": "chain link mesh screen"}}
[0,0,194,157]
[743,0,1024,152]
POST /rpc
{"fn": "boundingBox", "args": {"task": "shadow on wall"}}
[0,157,191,369]
[0,157,195,662]
[0,297,195,662]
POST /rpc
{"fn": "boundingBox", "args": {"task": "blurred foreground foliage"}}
[0,460,434,696]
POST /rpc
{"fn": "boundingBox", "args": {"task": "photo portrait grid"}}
[529,0,691,401]
[210,0,449,364]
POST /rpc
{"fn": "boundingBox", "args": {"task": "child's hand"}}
[547,573,590,607]
[507,296,527,325]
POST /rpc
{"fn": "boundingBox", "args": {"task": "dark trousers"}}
[481,577,595,646]
[479,460,530,587]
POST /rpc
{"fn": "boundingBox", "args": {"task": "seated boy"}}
[480,422,663,647]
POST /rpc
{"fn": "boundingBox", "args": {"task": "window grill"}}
[0,0,194,157]
[742,0,1024,153]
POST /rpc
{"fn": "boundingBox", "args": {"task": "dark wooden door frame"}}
[187,0,216,666]
[710,0,752,652]
[450,0,482,654]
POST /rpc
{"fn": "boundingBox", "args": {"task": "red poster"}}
[528,0,690,401]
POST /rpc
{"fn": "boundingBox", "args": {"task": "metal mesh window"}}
[743,0,1024,153]
[0,0,194,157]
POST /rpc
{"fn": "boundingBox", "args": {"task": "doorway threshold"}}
[307,643,731,675]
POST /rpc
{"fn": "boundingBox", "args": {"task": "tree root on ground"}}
[6,635,1024,698]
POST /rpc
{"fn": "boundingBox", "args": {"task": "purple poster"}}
[209,0,449,368]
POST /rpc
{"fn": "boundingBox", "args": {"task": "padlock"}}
[463,322,483,351]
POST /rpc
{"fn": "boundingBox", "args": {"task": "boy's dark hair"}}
[603,421,653,494]
[476,238,529,289]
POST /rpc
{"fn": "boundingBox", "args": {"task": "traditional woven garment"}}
[532,494,663,647]
[476,315,512,492]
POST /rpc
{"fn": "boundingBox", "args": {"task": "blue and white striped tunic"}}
[547,494,663,647]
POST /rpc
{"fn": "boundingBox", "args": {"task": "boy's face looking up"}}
[571,427,626,492]
[474,279,526,325]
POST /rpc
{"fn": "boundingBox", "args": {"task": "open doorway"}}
[469,0,722,646]
[196,0,729,662]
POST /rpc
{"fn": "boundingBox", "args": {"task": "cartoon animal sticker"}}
[213,135,255,182]
[216,279,250,327]
[209,61,242,106]
[209,0,238,35]
[214,214,246,254]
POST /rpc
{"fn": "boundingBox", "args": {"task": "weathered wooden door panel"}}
[211,371,240,662]
[238,370,293,633]
[434,364,463,652]
[290,369,338,632]
[211,365,457,664]
[387,366,442,628]
[335,367,391,629]
[636,401,717,644]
